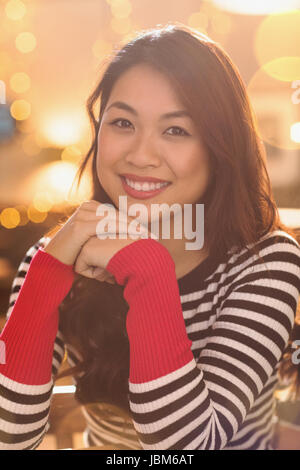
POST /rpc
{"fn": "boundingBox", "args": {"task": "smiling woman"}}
[1,23,300,451]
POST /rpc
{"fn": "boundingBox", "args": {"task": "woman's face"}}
[96,63,211,228]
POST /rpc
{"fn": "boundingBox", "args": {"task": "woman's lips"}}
[120,176,171,200]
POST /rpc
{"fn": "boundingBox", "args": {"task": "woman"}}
[1,23,300,450]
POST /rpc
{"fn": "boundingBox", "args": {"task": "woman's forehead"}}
[106,65,189,116]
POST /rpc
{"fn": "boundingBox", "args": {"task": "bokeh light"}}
[25,161,92,208]
[110,0,132,19]
[13,205,29,226]
[27,205,48,223]
[9,72,31,93]
[33,191,55,212]
[61,145,83,164]
[0,208,20,229]
[212,0,300,15]
[254,11,300,81]
[5,0,26,21]
[41,113,86,147]
[15,32,37,53]
[261,57,300,83]
[10,99,31,120]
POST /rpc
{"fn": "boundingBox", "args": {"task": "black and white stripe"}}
[0,230,299,449]
[127,231,300,449]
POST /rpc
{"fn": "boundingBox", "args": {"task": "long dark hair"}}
[45,23,300,416]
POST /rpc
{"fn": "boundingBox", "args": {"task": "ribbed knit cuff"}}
[0,248,75,384]
[106,238,194,384]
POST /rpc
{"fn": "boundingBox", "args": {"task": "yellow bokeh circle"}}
[5,0,26,21]
[14,205,29,226]
[10,72,31,93]
[27,206,48,223]
[0,208,20,229]
[254,10,300,81]
[10,99,31,120]
[15,32,37,53]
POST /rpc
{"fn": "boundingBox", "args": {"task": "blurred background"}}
[0,0,300,449]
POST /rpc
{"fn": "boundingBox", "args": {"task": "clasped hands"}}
[44,200,153,285]
[76,200,155,284]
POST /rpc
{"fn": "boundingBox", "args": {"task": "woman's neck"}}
[159,236,209,280]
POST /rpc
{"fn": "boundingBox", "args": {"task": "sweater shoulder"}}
[228,229,300,264]
[6,235,52,320]
[223,229,300,293]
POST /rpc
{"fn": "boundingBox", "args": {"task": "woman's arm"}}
[106,235,300,450]
[0,239,74,449]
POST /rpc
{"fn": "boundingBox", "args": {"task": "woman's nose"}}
[124,134,161,168]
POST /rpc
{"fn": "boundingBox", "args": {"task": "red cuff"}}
[0,248,75,384]
[106,239,194,383]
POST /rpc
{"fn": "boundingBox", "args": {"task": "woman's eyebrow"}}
[106,101,192,120]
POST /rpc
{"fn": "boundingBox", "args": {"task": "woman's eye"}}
[110,118,132,129]
[165,126,190,137]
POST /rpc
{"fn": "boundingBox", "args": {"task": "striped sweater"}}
[0,230,300,450]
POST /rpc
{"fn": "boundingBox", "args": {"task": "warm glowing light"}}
[110,16,131,35]
[5,0,26,21]
[42,114,85,147]
[290,122,300,143]
[188,12,209,32]
[14,205,28,226]
[110,0,132,19]
[92,39,113,59]
[9,72,31,93]
[212,0,300,15]
[10,99,31,120]
[15,32,37,53]
[0,208,20,229]
[278,208,300,228]
[262,57,300,83]
[61,145,83,164]
[254,11,300,78]
[27,206,48,223]
[33,191,55,212]
[27,161,92,207]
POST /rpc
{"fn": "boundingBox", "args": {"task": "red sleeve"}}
[106,238,194,384]
[0,248,75,385]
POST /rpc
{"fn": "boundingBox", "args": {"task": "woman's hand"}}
[73,235,140,282]
[44,200,108,266]
[43,199,151,283]
[73,211,151,282]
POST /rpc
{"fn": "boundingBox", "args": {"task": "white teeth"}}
[124,178,168,191]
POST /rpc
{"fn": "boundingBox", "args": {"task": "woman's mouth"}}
[120,176,171,200]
